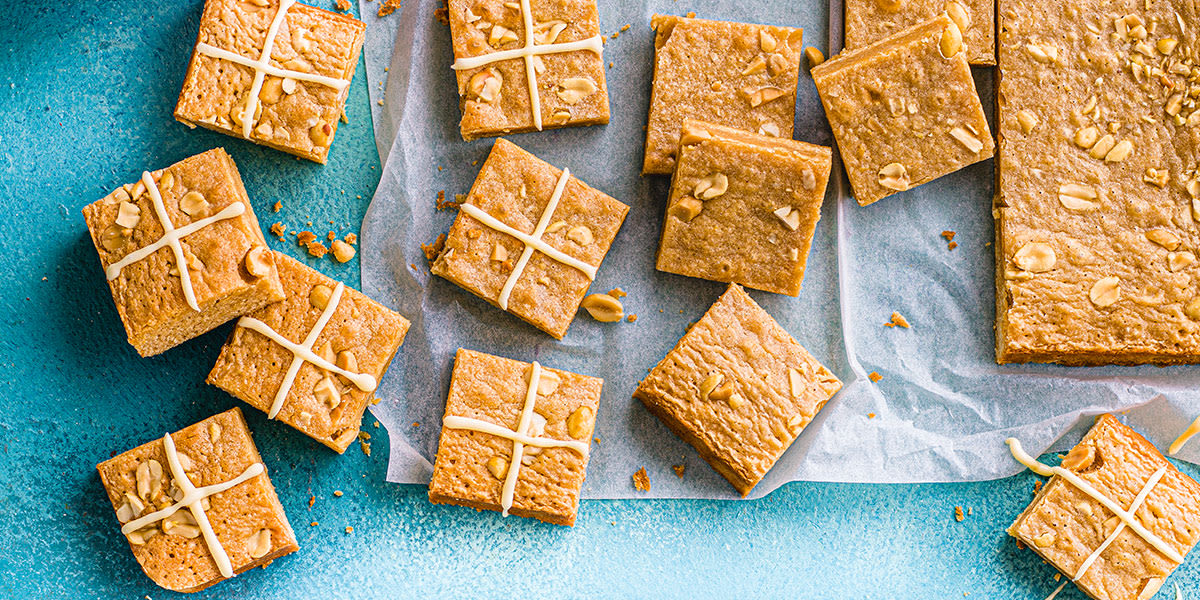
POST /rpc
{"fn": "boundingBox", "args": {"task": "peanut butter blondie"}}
[996,1,1200,364]
[656,119,832,296]
[845,0,995,65]
[633,284,842,496]
[430,139,628,338]
[1007,415,1200,600]
[82,148,284,357]
[429,348,600,526]
[175,0,365,163]
[813,14,993,205]
[447,0,609,140]
[643,15,804,175]
[97,408,298,593]
[207,253,411,453]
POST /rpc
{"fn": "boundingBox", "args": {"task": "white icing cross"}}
[237,281,377,419]
[120,432,265,579]
[452,0,603,130]
[442,361,589,516]
[458,167,596,310]
[1006,438,1184,581]
[195,0,351,140]
[105,172,246,312]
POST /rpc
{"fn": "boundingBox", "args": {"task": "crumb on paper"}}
[868,412,876,419]
[270,222,286,237]
[308,495,316,508]
[954,506,965,522]
[421,233,447,262]
[948,241,958,251]
[335,0,351,11]
[327,231,336,241]
[1033,480,1043,495]
[333,490,344,497]
[968,507,973,516]
[633,467,651,492]
[868,371,882,383]
[373,420,380,428]
[310,521,318,527]
[345,232,358,245]
[436,190,461,211]
[885,311,911,329]
[1015,539,1026,550]
[345,526,354,534]
[272,200,282,212]
[412,421,420,428]
[608,287,627,298]
[378,0,401,17]
[297,230,317,245]
[627,314,638,322]
[672,464,685,478]
[306,241,329,258]
[361,441,371,456]
[593,436,601,444]
[941,230,956,242]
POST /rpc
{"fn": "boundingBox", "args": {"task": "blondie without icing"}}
[429,348,601,526]
[174,0,365,163]
[82,148,284,357]
[844,0,995,65]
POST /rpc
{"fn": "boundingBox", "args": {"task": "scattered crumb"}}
[672,464,685,478]
[310,521,318,527]
[436,190,461,211]
[627,314,638,322]
[868,371,882,383]
[345,232,358,245]
[306,241,329,258]
[272,201,282,212]
[633,467,651,492]
[270,222,286,237]
[593,436,600,444]
[1015,539,1027,550]
[1053,573,1061,582]
[421,233,447,262]
[955,506,965,522]
[941,230,956,242]
[968,507,973,516]
[373,421,380,428]
[1033,480,1043,495]
[361,441,372,456]
[608,287,627,298]
[948,241,958,250]
[345,526,354,534]
[804,46,825,69]
[308,495,316,508]
[327,231,336,241]
[335,0,351,11]
[297,230,317,245]
[378,0,401,17]
[359,432,371,441]
[331,239,357,263]
[412,421,420,427]
[885,311,911,329]
[868,412,876,419]
[333,490,344,497]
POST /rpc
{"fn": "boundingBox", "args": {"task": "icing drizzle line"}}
[442,361,589,516]
[237,281,377,419]
[1006,438,1184,579]
[195,0,351,139]
[458,167,595,310]
[1169,415,1200,455]
[120,432,265,579]
[451,0,603,130]
[105,172,246,312]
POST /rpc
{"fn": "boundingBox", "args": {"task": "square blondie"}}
[633,284,842,496]
[174,0,365,163]
[430,139,629,339]
[429,348,601,526]
[97,408,298,593]
[1007,415,1200,600]
[656,119,832,296]
[82,148,284,357]
[643,15,805,175]
[845,0,995,65]
[812,14,993,206]
[447,0,609,140]
[207,253,411,453]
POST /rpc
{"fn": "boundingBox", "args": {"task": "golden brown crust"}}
[844,0,995,65]
[428,348,601,526]
[643,15,804,175]
[446,0,610,140]
[656,119,833,296]
[174,0,365,163]
[430,139,629,338]
[207,253,410,452]
[812,14,993,205]
[96,408,298,593]
[633,284,842,496]
[1008,415,1200,600]
[82,148,284,357]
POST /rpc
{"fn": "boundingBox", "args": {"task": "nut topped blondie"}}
[656,119,832,296]
[812,14,993,206]
[447,0,609,140]
[97,408,298,593]
[208,253,411,453]
[1006,415,1200,600]
[643,15,805,175]
[430,139,629,339]
[634,284,842,496]
[175,0,365,163]
[996,0,1200,364]
[429,348,601,526]
[845,0,995,65]
[82,148,284,357]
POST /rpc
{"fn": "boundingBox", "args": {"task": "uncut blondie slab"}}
[1006,415,1200,600]
[633,284,842,496]
[996,1,1200,364]
[82,148,284,357]
[175,0,365,163]
[813,14,993,206]
[430,139,629,338]
[845,0,995,65]
[657,119,832,296]
[643,15,805,175]
[429,348,600,526]
[208,253,410,452]
[447,0,609,140]
[97,408,298,593]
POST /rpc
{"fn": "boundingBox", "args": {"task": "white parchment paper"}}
[356,0,1200,499]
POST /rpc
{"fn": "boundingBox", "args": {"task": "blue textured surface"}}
[1,2,1198,599]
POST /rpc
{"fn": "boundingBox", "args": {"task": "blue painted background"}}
[1,2,1197,598]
